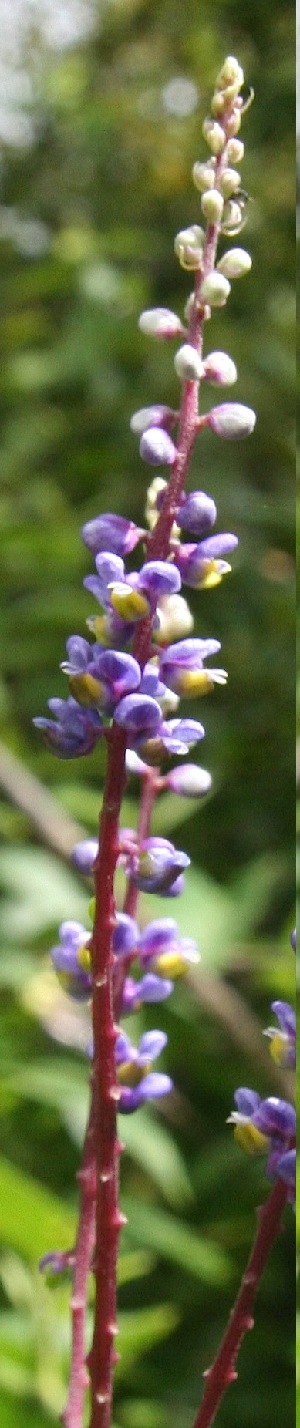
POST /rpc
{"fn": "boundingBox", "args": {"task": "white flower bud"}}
[192,161,216,192]
[203,351,237,386]
[174,224,205,270]
[201,189,224,223]
[202,118,225,155]
[199,272,231,307]
[217,248,252,279]
[130,405,175,435]
[220,168,241,199]
[154,593,194,645]
[166,763,212,798]
[227,139,244,163]
[208,402,256,440]
[174,343,203,382]
[139,307,183,338]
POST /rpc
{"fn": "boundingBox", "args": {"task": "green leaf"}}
[0,847,87,940]
[122,1199,232,1285]
[116,1302,179,1379]
[0,1157,75,1264]
[122,1110,193,1209]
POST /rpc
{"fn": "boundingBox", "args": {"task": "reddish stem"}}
[62,1091,96,1428]
[87,725,127,1428]
[191,1177,289,1428]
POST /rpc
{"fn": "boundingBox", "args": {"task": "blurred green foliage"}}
[0,2,294,1427]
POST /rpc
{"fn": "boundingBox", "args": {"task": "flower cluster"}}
[229,979,296,1204]
[35,56,254,1117]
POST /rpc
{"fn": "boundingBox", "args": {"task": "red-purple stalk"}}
[191,1177,289,1428]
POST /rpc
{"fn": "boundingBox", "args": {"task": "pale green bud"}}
[174,343,203,381]
[220,168,241,199]
[217,247,252,279]
[199,272,231,307]
[174,224,205,270]
[227,138,244,163]
[202,118,225,156]
[192,160,216,192]
[201,189,224,223]
[215,56,244,93]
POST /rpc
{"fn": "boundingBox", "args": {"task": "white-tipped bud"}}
[139,307,183,339]
[208,402,256,440]
[140,427,177,466]
[217,247,252,279]
[145,476,167,531]
[199,272,231,307]
[203,351,237,386]
[130,405,175,435]
[227,139,244,164]
[174,343,203,382]
[215,56,244,93]
[174,224,205,271]
[201,189,224,223]
[192,161,216,192]
[225,111,242,138]
[202,118,225,156]
[166,763,212,798]
[220,168,241,199]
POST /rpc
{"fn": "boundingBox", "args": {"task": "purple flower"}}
[264,1000,296,1069]
[229,1088,296,1161]
[81,513,144,558]
[116,1028,173,1112]
[290,928,296,952]
[114,693,163,747]
[159,638,227,697]
[159,717,205,756]
[128,837,190,893]
[121,972,173,1014]
[51,920,92,1000]
[175,533,238,589]
[254,1096,296,1142]
[138,917,198,977]
[33,697,102,757]
[62,643,142,713]
[112,912,138,957]
[178,490,217,536]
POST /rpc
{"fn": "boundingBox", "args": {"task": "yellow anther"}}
[110,584,150,621]
[69,673,103,708]
[234,1123,269,1156]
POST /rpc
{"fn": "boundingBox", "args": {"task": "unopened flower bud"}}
[202,118,226,156]
[227,139,244,163]
[192,161,216,192]
[174,344,203,382]
[217,247,252,279]
[226,111,242,138]
[166,764,212,798]
[220,168,241,199]
[199,272,231,307]
[140,427,177,467]
[174,225,205,270]
[203,350,237,386]
[208,402,256,440]
[130,405,176,435]
[201,189,224,223]
[154,592,194,645]
[139,308,183,339]
[215,57,244,93]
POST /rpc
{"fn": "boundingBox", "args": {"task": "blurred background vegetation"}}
[0,2,295,1426]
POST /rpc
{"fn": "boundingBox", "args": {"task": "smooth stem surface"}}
[88,725,127,1428]
[192,1177,288,1428]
